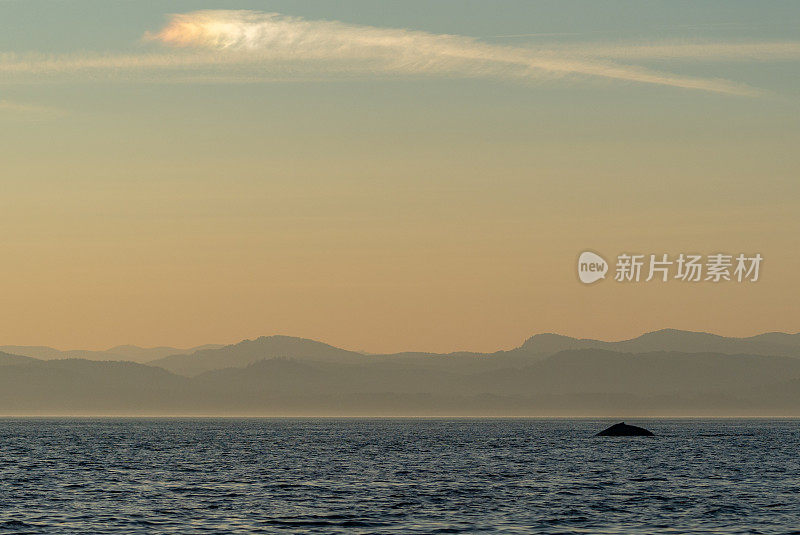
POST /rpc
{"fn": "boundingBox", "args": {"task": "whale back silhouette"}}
[595,422,654,437]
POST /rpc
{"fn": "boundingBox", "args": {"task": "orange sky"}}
[1,4,798,353]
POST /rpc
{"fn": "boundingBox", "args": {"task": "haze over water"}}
[1,418,797,534]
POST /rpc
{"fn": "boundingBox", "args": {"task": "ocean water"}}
[0,419,798,534]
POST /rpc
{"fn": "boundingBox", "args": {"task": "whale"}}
[595,422,654,437]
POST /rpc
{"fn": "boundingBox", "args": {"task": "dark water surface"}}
[0,419,798,534]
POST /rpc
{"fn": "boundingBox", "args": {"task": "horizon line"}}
[2,327,798,356]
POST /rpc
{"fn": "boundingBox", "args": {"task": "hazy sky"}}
[1,1,798,353]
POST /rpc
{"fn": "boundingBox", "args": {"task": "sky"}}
[1,0,799,353]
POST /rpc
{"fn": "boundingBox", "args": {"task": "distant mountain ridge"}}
[150,335,367,376]
[0,350,40,366]
[1,346,800,416]
[149,329,800,376]
[0,344,224,364]
[514,329,800,359]
[6,329,798,370]
[1,329,800,416]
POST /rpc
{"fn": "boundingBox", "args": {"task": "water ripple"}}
[0,419,798,534]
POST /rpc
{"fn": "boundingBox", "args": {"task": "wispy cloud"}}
[0,98,63,116]
[0,10,780,96]
[141,10,757,95]
[539,41,800,62]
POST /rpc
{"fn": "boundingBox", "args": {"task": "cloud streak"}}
[0,10,781,96]
[143,10,757,96]
[540,40,800,62]
[0,98,62,116]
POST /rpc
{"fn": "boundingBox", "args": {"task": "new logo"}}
[578,251,608,284]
